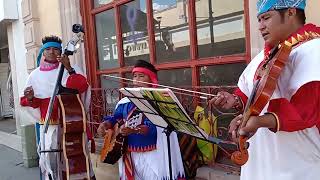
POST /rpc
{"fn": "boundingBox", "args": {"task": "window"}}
[158,68,192,87]
[196,0,246,58]
[100,74,121,105]
[93,0,113,8]
[87,0,249,88]
[95,9,119,70]
[85,0,250,171]
[152,0,190,63]
[200,63,246,86]
[121,1,150,66]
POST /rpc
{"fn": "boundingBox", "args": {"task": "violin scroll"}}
[231,136,249,165]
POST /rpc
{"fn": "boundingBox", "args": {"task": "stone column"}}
[21,0,41,72]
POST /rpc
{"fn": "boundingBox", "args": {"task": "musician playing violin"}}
[210,1,320,180]
[20,35,95,179]
[98,60,185,180]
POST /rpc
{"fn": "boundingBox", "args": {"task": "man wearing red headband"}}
[98,60,185,180]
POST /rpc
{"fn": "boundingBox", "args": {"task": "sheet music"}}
[119,87,209,140]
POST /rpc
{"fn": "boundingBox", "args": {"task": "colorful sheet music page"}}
[119,87,209,140]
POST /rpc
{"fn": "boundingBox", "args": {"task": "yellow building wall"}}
[196,0,243,17]
[37,0,62,38]
[156,0,244,29]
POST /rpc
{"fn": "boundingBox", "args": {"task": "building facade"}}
[1,0,320,179]
[79,0,320,179]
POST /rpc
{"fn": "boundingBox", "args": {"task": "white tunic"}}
[116,98,185,180]
[239,39,320,180]
[22,65,93,179]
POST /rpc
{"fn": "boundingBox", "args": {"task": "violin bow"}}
[102,74,219,99]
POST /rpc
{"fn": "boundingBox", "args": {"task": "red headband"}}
[132,67,158,87]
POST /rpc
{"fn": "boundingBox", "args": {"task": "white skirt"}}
[119,127,185,180]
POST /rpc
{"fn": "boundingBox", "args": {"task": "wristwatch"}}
[68,67,76,75]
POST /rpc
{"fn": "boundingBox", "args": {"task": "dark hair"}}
[278,8,306,24]
[134,60,157,74]
[42,35,62,44]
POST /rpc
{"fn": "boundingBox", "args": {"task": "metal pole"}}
[208,0,214,47]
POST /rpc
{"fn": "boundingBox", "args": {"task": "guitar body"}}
[101,122,128,164]
[58,94,91,180]
[100,113,142,164]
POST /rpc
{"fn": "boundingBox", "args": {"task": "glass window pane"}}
[120,1,150,66]
[158,68,191,87]
[93,0,113,8]
[200,63,247,86]
[152,0,190,63]
[100,74,120,106]
[95,9,119,70]
[196,0,246,58]
[124,73,134,87]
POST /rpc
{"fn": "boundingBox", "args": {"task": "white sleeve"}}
[287,39,320,98]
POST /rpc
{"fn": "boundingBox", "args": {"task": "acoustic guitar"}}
[100,112,143,164]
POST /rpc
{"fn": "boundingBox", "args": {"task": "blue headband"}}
[36,42,62,67]
[257,0,306,16]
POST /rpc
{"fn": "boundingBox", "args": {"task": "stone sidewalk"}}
[0,118,240,180]
[0,144,39,180]
[0,118,119,180]
[0,118,39,180]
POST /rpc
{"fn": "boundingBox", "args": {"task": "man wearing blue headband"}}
[20,35,95,179]
[210,0,320,179]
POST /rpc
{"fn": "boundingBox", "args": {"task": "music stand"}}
[119,87,229,180]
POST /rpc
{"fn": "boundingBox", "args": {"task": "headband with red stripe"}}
[132,67,158,87]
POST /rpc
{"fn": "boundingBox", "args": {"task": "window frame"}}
[80,0,251,88]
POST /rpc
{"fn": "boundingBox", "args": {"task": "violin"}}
[42,24,91,179]
[231,42,292,166]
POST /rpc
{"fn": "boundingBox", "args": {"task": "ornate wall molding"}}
[22,0,40,71]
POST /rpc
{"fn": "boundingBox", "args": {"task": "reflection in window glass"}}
[100,74,120,105]
[196,0,246,58]
[95,10,119,70]
[158,68,191,87]
[200,63,246,86]
[152,0,190,63]
[121,1,150,66]
[124,73,134,88]
[93,0,113,8]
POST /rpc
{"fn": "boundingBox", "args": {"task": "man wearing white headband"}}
[20,35,95,179]
[210,0,320,179]
[98,60,185,180]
